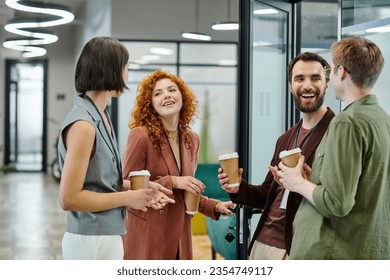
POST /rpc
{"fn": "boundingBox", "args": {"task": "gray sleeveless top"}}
[58,95,126,235]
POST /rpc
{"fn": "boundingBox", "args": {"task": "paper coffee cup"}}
[279,148,302,167]
[218,152,240,188]
[184,191,200,215]
[279,148,302,209]
[129,170,151,190]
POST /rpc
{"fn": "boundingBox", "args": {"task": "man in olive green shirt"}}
[275,37,390,259]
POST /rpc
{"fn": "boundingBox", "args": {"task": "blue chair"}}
[195,164,236,259]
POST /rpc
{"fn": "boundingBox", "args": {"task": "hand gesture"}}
[175,176,205,195]
[125,189,155,212]
[148,181,175,210]
[268,165,283,186]
[215,201,236,216]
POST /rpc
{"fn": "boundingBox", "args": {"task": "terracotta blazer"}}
[122,126,220,260]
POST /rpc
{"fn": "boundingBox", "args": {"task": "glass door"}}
[4,60,47,172]
[237,0,296,259]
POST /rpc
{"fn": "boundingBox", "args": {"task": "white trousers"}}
[249,240,289,260]
[62,232,124,260]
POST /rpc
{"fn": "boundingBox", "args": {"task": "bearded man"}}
[218,52,335,260]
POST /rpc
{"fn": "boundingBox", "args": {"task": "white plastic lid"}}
[129,170,151,177]
[279,148,302,159]
[218,152,239,161]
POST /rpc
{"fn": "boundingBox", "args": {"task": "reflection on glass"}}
[342,0,390,26]
[122,42,177,67]
[180,43,237,64]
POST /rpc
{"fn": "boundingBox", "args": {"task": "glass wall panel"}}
[180,43,237,65]
[342,0,390,26]
[117,41,237,160]
[301,1,341,114]
[122,42,177,66]
[250,1,288,183]
[180,66,237,163]
[341,0,390,113]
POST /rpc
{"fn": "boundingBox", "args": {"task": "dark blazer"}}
[230,108,335,255]
[122,126,220,260]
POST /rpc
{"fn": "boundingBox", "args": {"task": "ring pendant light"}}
[3,0,74,58]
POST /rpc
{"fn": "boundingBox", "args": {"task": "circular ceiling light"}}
[3,0,74,58]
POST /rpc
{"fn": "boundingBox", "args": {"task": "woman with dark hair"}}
[122,69,235,259]
[58,37,173,260]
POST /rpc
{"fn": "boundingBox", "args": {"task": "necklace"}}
[167,132,178,144]
[166,128,178,139]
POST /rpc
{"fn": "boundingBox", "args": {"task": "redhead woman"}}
[122,69,235,259]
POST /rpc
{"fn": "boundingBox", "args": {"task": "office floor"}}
[0,172,222,260]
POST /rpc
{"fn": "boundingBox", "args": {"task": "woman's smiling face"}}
[151,78,183,119]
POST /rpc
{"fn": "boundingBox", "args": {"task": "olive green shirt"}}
[290,95,390,259]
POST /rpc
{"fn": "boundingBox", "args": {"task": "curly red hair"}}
[130,69,198,149]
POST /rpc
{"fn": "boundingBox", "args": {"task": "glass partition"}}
[301,1,341,114]
[341,0,390,113]
[180,43,237,65]
[250,1,289,184]
[238,0,293,259]
[117,41,238,162]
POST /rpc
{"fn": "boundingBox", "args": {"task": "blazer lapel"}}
[180,136,193,176]
[77,97,122,175]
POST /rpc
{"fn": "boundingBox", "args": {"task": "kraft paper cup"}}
[184,191,200,215]
[129,170,151,190]
[279,148,302,209]
[279,148,302,167]
[218,152,240,188]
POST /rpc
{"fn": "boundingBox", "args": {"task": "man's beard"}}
[294,91,325,113]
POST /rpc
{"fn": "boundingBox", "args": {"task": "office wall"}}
[0,59,4,162]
